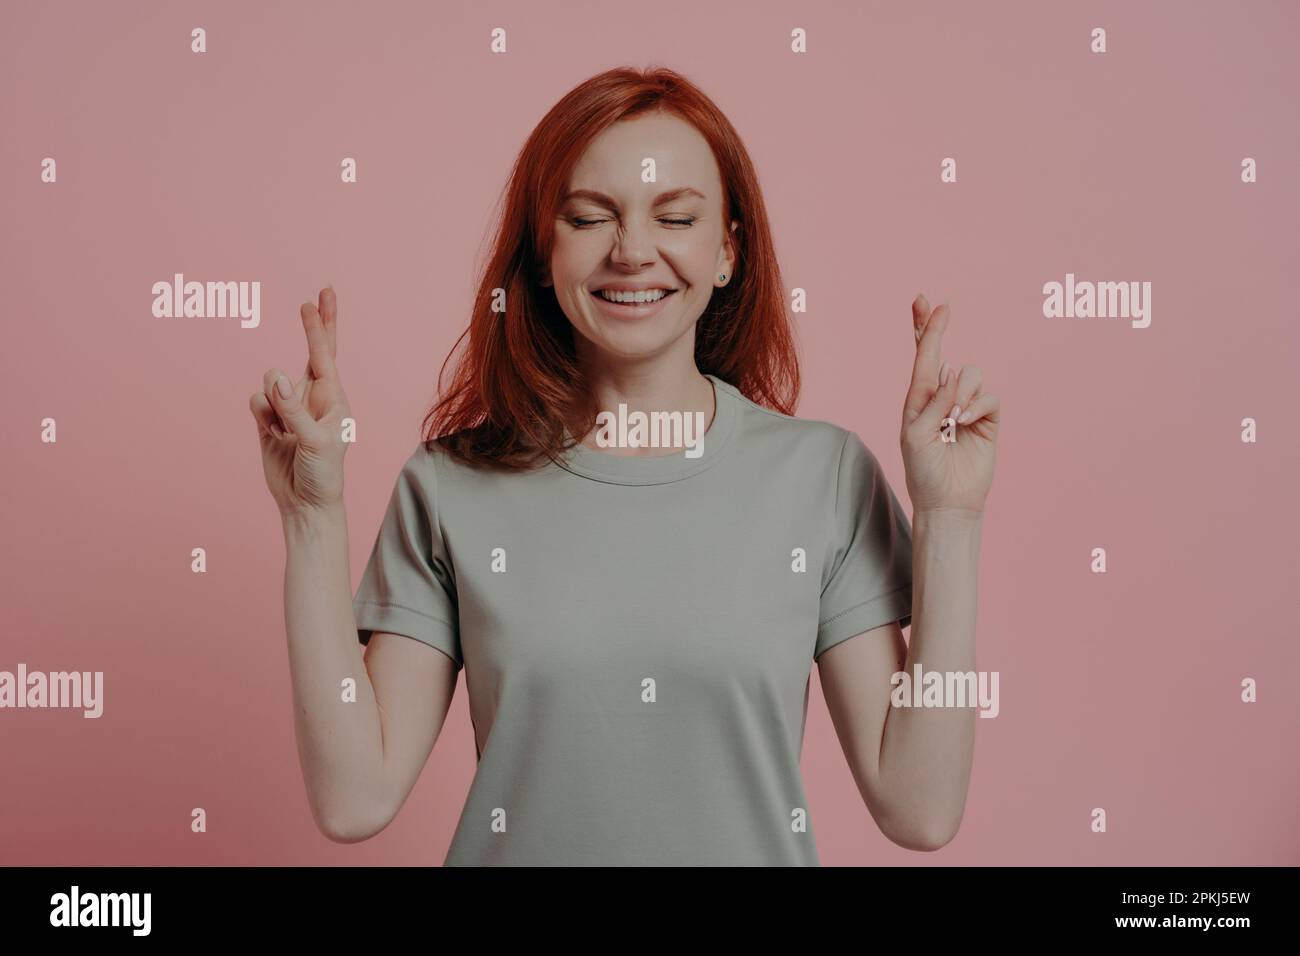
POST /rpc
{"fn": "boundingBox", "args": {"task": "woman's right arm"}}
[281,502,458,843]
[251,287,457,843]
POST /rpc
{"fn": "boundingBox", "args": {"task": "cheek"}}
[672,237,720,274]
[548,236,595,273]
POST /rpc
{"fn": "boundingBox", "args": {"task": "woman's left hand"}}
[900,294,1000,517]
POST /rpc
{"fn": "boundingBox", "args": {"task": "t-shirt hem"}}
[354,600,463,670]
[814,585,913,661]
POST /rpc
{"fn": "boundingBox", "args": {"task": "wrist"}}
[914,507,985,528]
[281,501,347,540]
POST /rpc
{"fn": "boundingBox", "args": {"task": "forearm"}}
[877,509,983,845]
[281,503,389,837]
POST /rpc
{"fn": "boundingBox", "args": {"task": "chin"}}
[582,320,689,362]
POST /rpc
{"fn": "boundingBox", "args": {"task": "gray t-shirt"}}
[352,373,914,865]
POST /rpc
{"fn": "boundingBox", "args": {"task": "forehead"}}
[567,112,722,199]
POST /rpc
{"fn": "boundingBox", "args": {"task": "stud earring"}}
[718,274,727,282]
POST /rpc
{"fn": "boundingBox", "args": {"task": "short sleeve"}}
[352,443,462,671]
[815,432,914,660]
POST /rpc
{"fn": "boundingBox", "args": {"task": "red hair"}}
[424,66,800,469]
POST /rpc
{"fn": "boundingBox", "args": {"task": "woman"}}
[251,67,998,866]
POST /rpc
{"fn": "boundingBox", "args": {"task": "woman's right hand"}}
[249,287,353,518]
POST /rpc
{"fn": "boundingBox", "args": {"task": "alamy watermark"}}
[152,273,260,328]
[1,663,103,718]
[1043,272,1151,328]
[50,885,150,935]
[891,664,999,718]
[593,404,706,458]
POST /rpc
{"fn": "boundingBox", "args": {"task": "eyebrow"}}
[561,186,707,208]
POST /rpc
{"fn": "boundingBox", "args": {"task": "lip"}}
[592,281,679,293]
[589,287,678,319]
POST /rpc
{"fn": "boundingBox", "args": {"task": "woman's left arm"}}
[820,294,999,850]
[820,510,982,850]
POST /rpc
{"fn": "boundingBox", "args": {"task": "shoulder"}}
[400,433,544,493]
[400,435,470,482]
[717,376,881,471]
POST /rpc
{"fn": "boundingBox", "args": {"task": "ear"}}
[721,220,739,272]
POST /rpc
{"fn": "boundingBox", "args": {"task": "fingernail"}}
[957,408,972,424]
[939,360,950,385]
[948,404,962,422]
[276,375,292,399]
[915,326,924,342]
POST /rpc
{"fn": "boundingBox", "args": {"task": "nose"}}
[609,219,657,270]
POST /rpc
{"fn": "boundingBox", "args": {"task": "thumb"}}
[269,371,317,437]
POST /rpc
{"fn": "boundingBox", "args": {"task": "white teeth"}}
[596,288,670,304]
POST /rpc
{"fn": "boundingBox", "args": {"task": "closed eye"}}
[571,217,696,228]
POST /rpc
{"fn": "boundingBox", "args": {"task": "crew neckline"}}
[553,373,740,485]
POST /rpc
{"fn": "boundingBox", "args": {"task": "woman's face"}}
[544,111,737,365]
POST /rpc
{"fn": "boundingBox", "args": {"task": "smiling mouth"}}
[588,288,680,316]
[591,289,679,304]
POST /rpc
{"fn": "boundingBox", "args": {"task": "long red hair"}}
[423,66,800,469]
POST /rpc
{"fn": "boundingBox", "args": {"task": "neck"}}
[575,342,716,457]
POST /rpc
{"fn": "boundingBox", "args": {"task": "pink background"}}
[2,0,1297,866]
